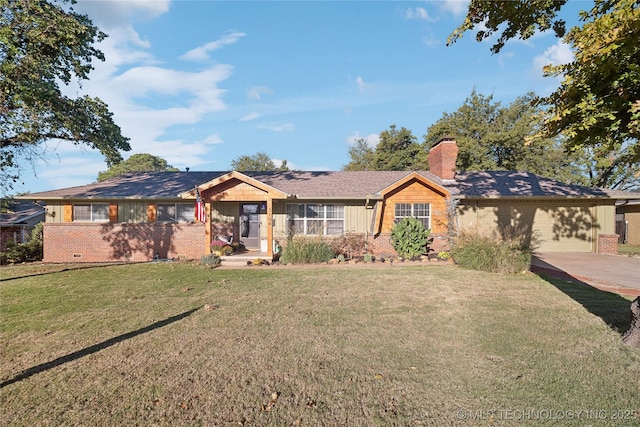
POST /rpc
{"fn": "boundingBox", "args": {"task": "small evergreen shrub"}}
[452,228,539,274]
[200,254,221,268]
[281,237,334,264]
[390,217,431,260]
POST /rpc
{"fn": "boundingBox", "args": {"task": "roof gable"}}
[180,171,289,199]
[378,171,450,198]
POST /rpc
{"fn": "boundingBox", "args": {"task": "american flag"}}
[195,188,207,223]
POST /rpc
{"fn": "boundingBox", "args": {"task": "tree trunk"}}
[622,297,640,348]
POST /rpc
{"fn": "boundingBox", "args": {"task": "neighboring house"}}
[18,138,640,263]
[617,200,640,245]
[0,200,46,253]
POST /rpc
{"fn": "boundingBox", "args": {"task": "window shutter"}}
[109,203,118,222]
[64,203,73,222]
[147,204,157,222]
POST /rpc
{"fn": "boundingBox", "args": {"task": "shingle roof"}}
[21,172,224,200]
[454,171,636,199]
[243,171,445,198]
[0,200,45,225]
[19,170,640,201]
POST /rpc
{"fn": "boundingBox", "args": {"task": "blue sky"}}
[14,0,584,194]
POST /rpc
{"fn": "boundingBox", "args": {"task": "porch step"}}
[220,252,272,266]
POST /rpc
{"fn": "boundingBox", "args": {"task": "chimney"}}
[428,136,458,180]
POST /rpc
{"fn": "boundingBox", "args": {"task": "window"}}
[287,204,344,236]
[157,203,195,222]
[394,203,431,229]
[73,203,109,222]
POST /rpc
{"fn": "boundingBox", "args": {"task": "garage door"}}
[510,203,593,252]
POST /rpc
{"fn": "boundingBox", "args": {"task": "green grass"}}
[619,243,640,256]
[1,262,639,425]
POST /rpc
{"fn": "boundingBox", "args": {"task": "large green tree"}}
[343,125,424,171]
[230,152,289,172]
[97,153,179,181]
[373,125,423,171]
[343,138,375,171]
[449,0,640,190]
[1,0,130,193]
[424,90,584,183]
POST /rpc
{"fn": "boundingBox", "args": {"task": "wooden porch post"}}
[204,201,211,254]
[267,198,273,257]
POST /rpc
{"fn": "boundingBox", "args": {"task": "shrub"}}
[1,223,43,264]
[281,237,334,264]
[452,227,539,274]
[390,217,431,260]
[329,233,368,259]
[200,254,221,268]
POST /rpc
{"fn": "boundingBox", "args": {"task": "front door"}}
[240,203,261,249]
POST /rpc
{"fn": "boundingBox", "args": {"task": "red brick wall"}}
[428,138,458,180]
[369,232,449,257]
[43,222,206,263]
[597,233,618,255]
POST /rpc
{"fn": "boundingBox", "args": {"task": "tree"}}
[230,152,289,172]
[1,0,130,193]
[571,142,640,191]
[372,125,423,171]
[424,90,584,184]
[343,138,375,171]
[449,0,640,190]
[97,153,179,181]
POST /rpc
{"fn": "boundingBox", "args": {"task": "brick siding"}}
[368,232,449,257]
[597,233,619,255]
[43,222,206,263]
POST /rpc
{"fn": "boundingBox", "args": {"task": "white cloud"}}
[198,134,224,145]
[240,112,261,122]
[76,0,170,26]
[75,0,170,49]
[421,35,441,48]
[533,41,574,74]
[355,76,370,93]
[247,85,272,100]
[431,0,469,16]
[346,133,380,148]
[257,123,294,132]
[405,7,433,21]
[180,31,247,61]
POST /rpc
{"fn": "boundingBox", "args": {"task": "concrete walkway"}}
[531,253,640,298]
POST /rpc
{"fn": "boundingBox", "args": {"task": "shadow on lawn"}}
[0,306,201,389]
[531,266,632,336]
[0,262,145,282]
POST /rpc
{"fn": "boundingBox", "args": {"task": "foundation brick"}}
[43,222,206,262]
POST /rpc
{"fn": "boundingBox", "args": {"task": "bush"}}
[329,234,368,259]
[1,223,43,264]
[200,254,221,268]
[281,237,334,264]
[390,217,431,260]
[452,228,539,274]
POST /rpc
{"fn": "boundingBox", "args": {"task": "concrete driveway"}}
[531,253,640,297]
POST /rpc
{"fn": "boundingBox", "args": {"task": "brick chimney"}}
[428,136,458,180]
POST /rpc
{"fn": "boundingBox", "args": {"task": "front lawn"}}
[1,263,639,425]
[619,243,640,256]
